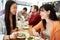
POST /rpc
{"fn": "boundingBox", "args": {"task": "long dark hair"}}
[40,4,58,29]
[5,1,16,35]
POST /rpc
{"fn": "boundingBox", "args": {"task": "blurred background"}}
[0,0,60,18]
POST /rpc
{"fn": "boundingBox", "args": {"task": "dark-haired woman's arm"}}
[3,32,18,40]
[33,21,44,31]
[0,14,18,40]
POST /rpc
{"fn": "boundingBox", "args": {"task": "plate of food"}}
[27,36,41,40]
[23,27,29,30]
[17,32,26,40]
[27,36,34,40]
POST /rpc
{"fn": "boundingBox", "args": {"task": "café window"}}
[0,0,3,10]
[45,1,60,12]
[54,1,60,12]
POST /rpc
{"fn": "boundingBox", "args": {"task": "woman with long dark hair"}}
[33,4,60,40]
[5,0,17,35]
[0,1,18,40]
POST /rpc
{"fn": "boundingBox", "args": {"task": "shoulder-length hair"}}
[40,4,59,29]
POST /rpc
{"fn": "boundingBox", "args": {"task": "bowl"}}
[17,37,25,40]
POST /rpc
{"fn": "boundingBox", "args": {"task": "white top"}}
[0,14,7,40]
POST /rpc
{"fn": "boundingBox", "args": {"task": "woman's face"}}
[40,8,50,19]
[10,3,17,15]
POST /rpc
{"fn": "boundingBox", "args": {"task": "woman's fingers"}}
[10,32,18,39]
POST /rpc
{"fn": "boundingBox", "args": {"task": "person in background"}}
[28,5,41,26]
[0,1,18,40]
[17,7,28,21]
[33,4,60,40]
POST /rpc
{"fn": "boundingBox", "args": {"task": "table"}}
[17,26,44,40]
[16,21,44,40]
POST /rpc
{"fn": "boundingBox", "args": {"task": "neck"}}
[45,18,52,23]
[43,16,49,20]
[10,14,12,19]
[9,14,13,23]
[33,11,38,15]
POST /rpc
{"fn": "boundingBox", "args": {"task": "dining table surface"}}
[12,20,44,40]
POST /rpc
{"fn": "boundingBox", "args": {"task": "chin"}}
[12,14,16,15]
[13,13,16,15]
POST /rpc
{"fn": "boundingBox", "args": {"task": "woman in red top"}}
[28,5,41,26]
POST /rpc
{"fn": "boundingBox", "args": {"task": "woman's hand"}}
[3,32,18,40]
[10,32,18,39]
[32,28,39,36]
[11,27,18,33]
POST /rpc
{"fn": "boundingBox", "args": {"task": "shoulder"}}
[53,21,60,32]
[53,21,60,26]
